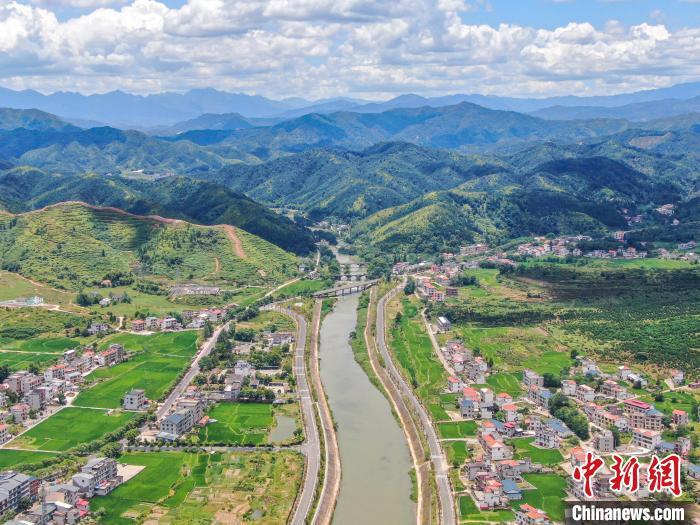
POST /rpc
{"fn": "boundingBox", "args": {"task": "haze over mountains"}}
[1,80,700,257]
[4,81,700,128]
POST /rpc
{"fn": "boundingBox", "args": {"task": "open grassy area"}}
[437,421,478,439]
[95,451,302,525]
[236,310,295,333]
[73,332,199,409]
[485,372,522,396]
[10,407,135,451]
[514,473,567,522]
[389,297,449,420]
[445,441,470,466]
[509,437,564,466]
[638,390,699,420]
[0,351,59,371]
[458,494,513,522]
[521,350,573,376]
[0,271,77,308]
[0,450,58,469]
[271,278,333,300]
[198,403,274,445]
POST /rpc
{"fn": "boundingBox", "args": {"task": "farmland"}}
[9,407,136,451]
[514,474,567,522]
[74,332,199,409]
[437,421,478,440]
[198,403,274,445]
[0,450,58,469]
[94,451,303,525]
[509,437,564,466]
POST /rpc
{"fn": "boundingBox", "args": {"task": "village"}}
[0,297,301,524]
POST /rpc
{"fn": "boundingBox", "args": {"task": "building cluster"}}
[157,387,207,441]
[0,346,127,442]
[169,284,221,297]
[131,306,230,333]
[515,236,591,258]
[443,340,489,386]
[1,456,122,525]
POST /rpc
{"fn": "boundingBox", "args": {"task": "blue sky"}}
[3,0,700,99]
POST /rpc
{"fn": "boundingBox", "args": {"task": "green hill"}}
[209,142,507,220]
[351,156,686,254]
[0,202,297,290]
[0,169,316,254]
[0,108,77,132]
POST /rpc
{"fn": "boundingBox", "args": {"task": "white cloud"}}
[1,0,700,99]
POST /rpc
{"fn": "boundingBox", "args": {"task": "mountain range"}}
[5,81,700,128]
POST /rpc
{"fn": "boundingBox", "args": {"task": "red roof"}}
[624,399,652,410]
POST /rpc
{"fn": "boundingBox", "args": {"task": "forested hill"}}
[0,202,298,290]
[0,169,316,255]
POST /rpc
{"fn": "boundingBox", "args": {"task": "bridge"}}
[312,279,379,298]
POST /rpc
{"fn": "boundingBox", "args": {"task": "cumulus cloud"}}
[2,0,700,99]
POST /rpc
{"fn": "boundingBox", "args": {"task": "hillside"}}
[186,102,630,159]
[0,169,316,255]
[350,156,685,254]
[208,142,507,220]
[0,108,78,132]
[0,202,298,290]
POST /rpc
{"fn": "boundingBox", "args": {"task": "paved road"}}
[376,283,457,525]
[156,322,229,419]
[263,305,321,525]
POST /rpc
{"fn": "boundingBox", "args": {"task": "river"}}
[319,292,415,525]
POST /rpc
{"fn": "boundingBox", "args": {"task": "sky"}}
[1,0,700,100]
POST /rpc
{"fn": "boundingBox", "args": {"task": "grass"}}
[509,437,564,466]
[514,473,567,522]
[198,403,274,445]
[522,351,573,376]
[0,450,58,469]
[437,421,478,439]
[0,351,59,370]
[638,391,699,420]
[10,407,135,451]
[445,441,470,466]
[73,332,199,409]
[95,451,302,524]
[0,271,76,308]
[485,373,522,396]
[272,278,332,300]
[389,297,449,421]
[458,494,513,522]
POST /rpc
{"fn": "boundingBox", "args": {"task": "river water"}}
[319,293,415,525]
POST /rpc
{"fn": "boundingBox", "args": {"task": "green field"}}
[459,494,513,522]
[485,372,522,396]
[6,337,81,353]
[272,278,332,300]
[522,351,573,376]
[390,298,449,420]
[95,451,302,524]
[0,351,58,370]
[10,407,135,451]
[0,449,58,469]
[445,440,470,466]
[198,403,274,445]
[73,332,199,409]
[509,437,564,466]
[638,391,699,420]
[514,473,567,522]
[437,420,478,439]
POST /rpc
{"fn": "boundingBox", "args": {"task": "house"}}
[584,403,629,432]
[599,380,628,400]
[445,287,458,297]
[460,399,479,419]
[516,503,551,525]
[686,463,700,481]
[446,376,463,393]
[535,425,561,449]
[672,409,689,426]
[159,317,178,330]
[594,430,615,453]
[569,447,587,467]
[123,389,147,411]
[87,322,110,335]
[0,424,8,445]
[234,360,254,377]
[0,471,39,515]
[71,457,121,497]
[561,380,576,396]
[481,433,513,460]
[131,319,146,332]
[580,358,599,376]
[522,369,543,389]
[436,316,451,332]
[528,385,552,409]
[501,403,519,423]
[98,297,111,307]
[495,392,513,408]
[268,332,295,346]
[632,428,661,450]
[575,384,595,403]
[501,478,522,500]
[496,458,532,480]
[670,369,684,386]
[96,344,125,367]
[10,403,30,423]
[158,411,190,441]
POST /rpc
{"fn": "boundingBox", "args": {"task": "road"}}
[156,322,229,419]
[375,282,457,525]
[420,308,457,377]
[263,304,321,525]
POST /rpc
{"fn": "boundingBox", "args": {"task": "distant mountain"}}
[5,81,700,127]
[0,202,297,290]
[0,125,244,175]
[0,108,77,132]
[205,142,507,220]
[153,112,279,135]
[189,102,630,158]
[0,169,316,255]
[531,96,700,122]
[350,156,685,254]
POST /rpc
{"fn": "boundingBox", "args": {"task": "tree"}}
[543,373,561,388]
[100,442,122,459]
[0,364,10,383]
[403,278,416,295]
[203,321,213,339]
